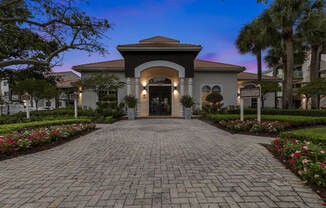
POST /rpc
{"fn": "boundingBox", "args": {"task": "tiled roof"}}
[73,59,125,69]
[237,72,280,81]
[118,36,201,48]
[56,80,79,88]
[194,60,244,69]
[73,59,244,70]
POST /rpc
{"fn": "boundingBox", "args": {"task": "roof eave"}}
[117,46,202,51]
[195,67,245,73]
[72,67,125,72]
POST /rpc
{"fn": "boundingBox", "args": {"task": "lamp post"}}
[22,94,31,119]
[70,93,79,118]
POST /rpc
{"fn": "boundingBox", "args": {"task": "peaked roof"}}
[117,36,202,49]
[139,36,180,44]
[237,72,280,81]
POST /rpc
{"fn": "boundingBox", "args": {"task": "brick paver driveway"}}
[0,119,323,208]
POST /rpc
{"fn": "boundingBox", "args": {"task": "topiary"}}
[205,92,223,105]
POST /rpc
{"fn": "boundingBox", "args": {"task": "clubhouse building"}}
[73,36,265,117]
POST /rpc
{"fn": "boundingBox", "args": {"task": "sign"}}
[240,87,260,98]
[69,94,79,100]
[21,95,31,101]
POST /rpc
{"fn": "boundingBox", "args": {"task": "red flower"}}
[321,163,326,167]
[0,147,5,151]
[275,145,281,149]
[280,149,284,152]
[291,167,296,172]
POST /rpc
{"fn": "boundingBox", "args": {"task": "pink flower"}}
[275,145,281,149]
[302,146,308,150]
[302,159,309,164]
[321,150,326,154]
[321,163,326,167]
[280,149,284,152]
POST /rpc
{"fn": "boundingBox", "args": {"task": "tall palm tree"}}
[269,0,310,109]
[297,1,326,109]
[236,17,269,81]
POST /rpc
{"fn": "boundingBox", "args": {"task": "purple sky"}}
[53,0,270,74]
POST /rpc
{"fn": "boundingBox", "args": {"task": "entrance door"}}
[149,86,171,115]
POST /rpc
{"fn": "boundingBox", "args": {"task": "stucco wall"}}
[81,71,127,110]
[193,72,238,109]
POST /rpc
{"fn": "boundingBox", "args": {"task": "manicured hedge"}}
[206,114,326,127]
[226,108,326,117]
[280,127,326,145]
[0,118,91,134]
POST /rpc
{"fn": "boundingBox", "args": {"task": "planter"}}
[184,108,192,120]
[128,108,136,120]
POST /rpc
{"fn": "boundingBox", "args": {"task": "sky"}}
[53,0,271,74]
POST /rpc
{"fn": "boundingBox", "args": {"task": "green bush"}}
[179,95,195,108]
[226,108,326,117]
[280,127,326,145]
[205,114,326,127]
[124,95,137,108]
[0,118,91,134]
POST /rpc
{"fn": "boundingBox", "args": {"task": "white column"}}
[180,78,184,116]
[135,78,140,117]
[188,78,193,97]
[127,78,131,95]
[257,97,262,123]
[240,98,244,121]
[180,78,184,97]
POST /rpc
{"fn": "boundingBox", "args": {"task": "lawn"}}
[281,127,326,144]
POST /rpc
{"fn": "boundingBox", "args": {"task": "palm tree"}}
[236,17,270,81]
[297,1,326,109]
[268,0,310,109]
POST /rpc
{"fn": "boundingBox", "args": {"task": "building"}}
[263,52,326,109]
[73,36,246,117]
[0,71,80,114]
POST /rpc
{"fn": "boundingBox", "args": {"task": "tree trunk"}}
[310,45,319,109]
[273,67,278,109]
[35,100,38,111]
[283,28,294,109]
[257,50,262,81]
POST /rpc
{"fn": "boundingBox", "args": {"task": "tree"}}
[236,17,271,80]
[80,73,125,100]
[13,79,58,110]
[0,0,110,70]
[296,78,326,109]
[297,1,326,109]
[268,0,310,109]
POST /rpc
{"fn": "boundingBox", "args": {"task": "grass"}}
[0,118,91,134]
[205,114,326,127]
[280,127,326,144]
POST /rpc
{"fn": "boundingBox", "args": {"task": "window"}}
[3,81,7,86]
[212,85,221,92]
[46,101,51,107]
[98,90,118,102]
[149,77,171,84]
[4,92,8,97]
[251,98,258,108]
[98,90,108,101]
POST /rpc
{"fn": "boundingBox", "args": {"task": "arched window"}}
[148,77,171,84]
[201,85,212,107]
[212,85,221,92]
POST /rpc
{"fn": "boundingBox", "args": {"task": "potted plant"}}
[124,95,137,120]
[180,95,195,119]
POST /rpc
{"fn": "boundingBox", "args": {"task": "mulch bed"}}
[261,143,326,203]
[0,128,98,162]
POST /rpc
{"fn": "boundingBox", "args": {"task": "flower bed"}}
[219,119,290,133]
[272,138,326,187]
[0,123,96,155]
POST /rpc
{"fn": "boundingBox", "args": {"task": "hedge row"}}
[205,114,326,127]
[280,127,326,145]
[226,108,326,117]
[0,118,91,134]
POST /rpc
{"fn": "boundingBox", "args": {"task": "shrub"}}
[205,92,223,105]
[280,127,326,145]
[226,108,326,117]
[272,138,326,187]
[124,95,137,108]
[0,123,96,155]
[0,118,91,134]
[180,95,195,108]
[219,120,290,133]
[205,114,326,127]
